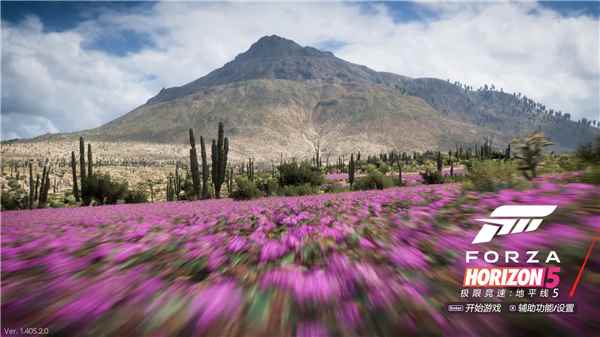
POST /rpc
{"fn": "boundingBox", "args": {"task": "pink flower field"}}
[1,174,599,337]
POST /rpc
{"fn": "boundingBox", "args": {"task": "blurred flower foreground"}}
[2,173,599,337]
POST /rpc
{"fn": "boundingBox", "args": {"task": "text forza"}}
[465,250,560,264]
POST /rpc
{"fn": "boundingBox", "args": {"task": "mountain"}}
[44,35,600,160]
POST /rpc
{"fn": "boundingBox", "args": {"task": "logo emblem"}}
[472,205,557,244]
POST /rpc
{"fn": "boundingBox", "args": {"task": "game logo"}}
[448,205,596,315]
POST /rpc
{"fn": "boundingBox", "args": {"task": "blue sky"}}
[2,1,599,139]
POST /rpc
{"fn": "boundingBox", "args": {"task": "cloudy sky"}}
[2,1,599,140]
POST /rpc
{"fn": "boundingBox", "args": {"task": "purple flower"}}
[190,281,242,331]
[114,243,143,263]
[260,240,287,262]
[296,321,329,337]
[292,270,343,303]
[207,248,227,271]
[227,236,248,253]
[389,246,427,269]
[359,238,376,249]
[336,301,361,328]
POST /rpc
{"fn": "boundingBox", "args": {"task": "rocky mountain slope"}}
[32,35,600,159]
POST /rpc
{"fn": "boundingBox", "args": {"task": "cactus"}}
[166,175,172,201]
[348,153,355,188]
[175,161,181,198]
[188,129,201,199]
[211,122,229,199]
[28,161,34,209]
[505,143,511,160]
[225,168,231,195]
[314,142,321,170]
[38,163,47,206]
[34,174,40,203]
[38,162,51,208]
[247,158,254,181]
[200,136,209,199]
[79,136,86,197]
[396,157,403,185]
[87,143,93,177]
[246,160,249,178]
[436,151,443,175]
[71,151,80,201]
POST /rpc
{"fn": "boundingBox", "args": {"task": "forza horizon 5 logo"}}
[446,204,584,314]
[472,205,557,244]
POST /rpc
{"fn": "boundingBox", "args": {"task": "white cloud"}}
[2,2,598,139]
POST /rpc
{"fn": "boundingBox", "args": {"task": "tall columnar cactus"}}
[87,143,93,177]
[34,174,40,202]
[188,129,201,199]
[505,143,511,161]
[348,153,355,188]
[189,148,199,199]
[38,163,47,206]
[396,157,403,186]
[200,136,209,199]
[166,175,172,201]
[79,136,86,195]
[247,158,254,181]
[28,161,34,209]
[79,137,86,205]
[436,151,443,175]
[211,122,229,199]
[71,151,80,201]
[38,162,51,208]
[175,161,181,198]
[314,142,321,170]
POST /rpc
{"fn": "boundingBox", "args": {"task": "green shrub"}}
[420,169,444,185]
[48,197,66,208]
[557,155,586,172]
[539,154,586,174]
[1,178,28,210]
[581,165,600,185]
[124,189,148,204]
[82,173,128,205]
[63,193,77,206]
[256,176,279,196]
[280,183,320,196]
[353,166,393,190]
[375,161,390,175]
[231,176,263,200]
[576,135,600,164]
[278,162,323,187]
[463,160,524,192]
[322,181,348,193]
[512,132,553,180]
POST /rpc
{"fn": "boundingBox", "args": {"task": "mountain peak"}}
[235,35,333,61]
[145,34,391,105]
